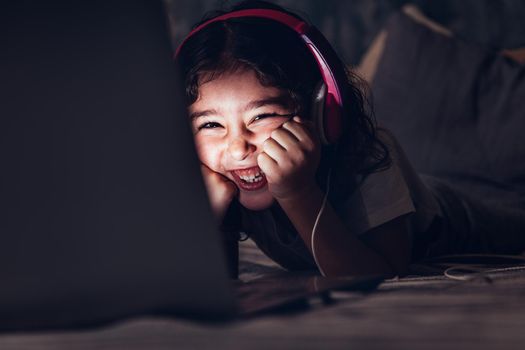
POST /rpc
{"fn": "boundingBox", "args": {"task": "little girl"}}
[175,1,524,277]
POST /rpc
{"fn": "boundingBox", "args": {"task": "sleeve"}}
[337,127,416,236]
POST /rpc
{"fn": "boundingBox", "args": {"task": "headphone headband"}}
[175,8,345,144]
[175,9,309,56]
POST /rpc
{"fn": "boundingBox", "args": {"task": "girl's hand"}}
[200,164,238,221]
[257,116,321,201]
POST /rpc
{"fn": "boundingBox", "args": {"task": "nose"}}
[227,135,256,161]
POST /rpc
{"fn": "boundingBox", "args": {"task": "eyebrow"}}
[243,95,293,112]
[189,109,217,121]
[189,94,293,121]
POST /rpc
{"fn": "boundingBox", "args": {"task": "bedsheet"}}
[1,240,525,350]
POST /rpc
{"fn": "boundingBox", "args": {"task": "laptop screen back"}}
[0,0,236,329]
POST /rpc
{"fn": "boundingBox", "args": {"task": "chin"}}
[238,189,275,211]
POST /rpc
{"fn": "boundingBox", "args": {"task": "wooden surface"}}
[1,239,525,350]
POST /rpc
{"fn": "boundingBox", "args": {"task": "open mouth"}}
[230,166,268,191]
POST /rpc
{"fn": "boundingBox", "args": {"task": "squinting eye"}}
[253,113,292,122]
[197,121,222,130]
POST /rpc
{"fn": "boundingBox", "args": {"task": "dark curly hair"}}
[176,0,390,200]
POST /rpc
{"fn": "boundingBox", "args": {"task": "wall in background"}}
[165,0,525,65]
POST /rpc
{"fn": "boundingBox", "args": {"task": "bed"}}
[1,239,525,349]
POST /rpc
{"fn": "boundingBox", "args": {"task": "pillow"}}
[369,9,525,205]
[356,5,453,84]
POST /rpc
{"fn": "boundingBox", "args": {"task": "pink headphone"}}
[175,8,346,145]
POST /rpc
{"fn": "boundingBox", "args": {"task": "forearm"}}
[277,185,396,277]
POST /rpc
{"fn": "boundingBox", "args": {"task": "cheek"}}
[252,125,281,145]
[194,137,222,169]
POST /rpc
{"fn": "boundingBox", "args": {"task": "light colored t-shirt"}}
[339,127,441,238]
[239,126,442,270]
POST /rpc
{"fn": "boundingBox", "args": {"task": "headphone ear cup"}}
[312,82,329,145]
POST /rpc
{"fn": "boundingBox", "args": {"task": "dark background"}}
[164,0,525,65]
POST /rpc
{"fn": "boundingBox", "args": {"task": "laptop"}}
[0,0,382,331]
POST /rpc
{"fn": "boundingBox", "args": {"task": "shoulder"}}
[336,125,441,236]
[333,125,417,235]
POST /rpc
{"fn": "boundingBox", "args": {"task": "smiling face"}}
[189,69,296,211]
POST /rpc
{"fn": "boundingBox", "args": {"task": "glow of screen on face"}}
[189,70,298,211]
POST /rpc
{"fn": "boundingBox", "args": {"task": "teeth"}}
[239,171,264,183]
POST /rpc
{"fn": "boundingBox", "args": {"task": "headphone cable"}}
[311,166,332,277]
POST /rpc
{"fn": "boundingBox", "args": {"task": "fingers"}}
[200,163,214,177]
[268,128,299,150]
[200,164,238,219]
[257,152,278,177]
[280,117,313,144]
[278,117,318,151]
[201,166,236,191]
[261,117,318,163]
[285,117,320,148]
[257,116,320,183]
[261,137,287,164]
